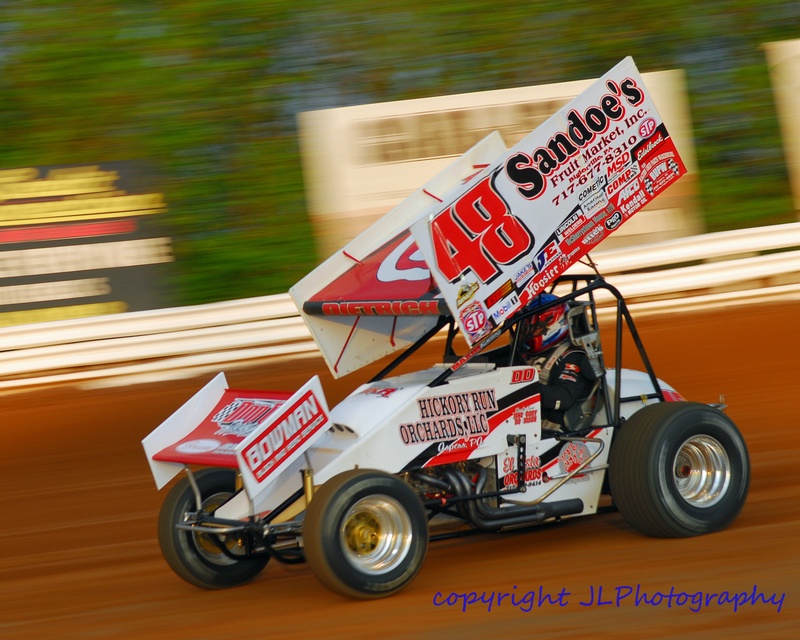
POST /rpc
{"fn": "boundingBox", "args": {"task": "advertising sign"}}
[0,162,174,326]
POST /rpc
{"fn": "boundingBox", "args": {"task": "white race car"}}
[143,58,749,599]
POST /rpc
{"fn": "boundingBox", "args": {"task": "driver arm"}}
[539,351,594,411]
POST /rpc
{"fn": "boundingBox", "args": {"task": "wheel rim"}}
[672,435,731,507]
[340,495,413,575]
[191,491,246,565]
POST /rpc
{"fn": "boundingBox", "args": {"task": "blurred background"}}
[1,0,799,311]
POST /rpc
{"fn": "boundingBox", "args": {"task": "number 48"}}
[431,175,533,284]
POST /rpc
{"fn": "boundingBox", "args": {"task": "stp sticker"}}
[638,117,657,138]
[459,301,489,340]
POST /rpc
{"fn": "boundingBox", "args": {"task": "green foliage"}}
[1,0,798,304]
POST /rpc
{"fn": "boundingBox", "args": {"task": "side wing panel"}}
[290,132,508,378]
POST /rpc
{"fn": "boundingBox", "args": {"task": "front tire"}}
[303,470,428,599]
[158,468,269,589]
[609,402,749,537]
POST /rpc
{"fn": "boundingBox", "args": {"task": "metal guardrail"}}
[1,222,799,393]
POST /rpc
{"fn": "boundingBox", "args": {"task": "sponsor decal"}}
[502,454,544,488]
[620,190,647,215]
[616,179,640,203]
[635,131,665,162]
[212,398,283,437]
[556,209,584,238]
[580,190,609,216]
[604,210,623,230]
[459,301,490,340]
[320,300,440,316]
[505,77,644,201]
[559,441,592,481]
[577,175,608,203]
[642,152,681,176]
[581,225,604,246]
[241,389,328,481]
[606,163,640,198]
[361,385,400,398]
[399,388,497,445]
[490,293,519,323]
[638,117,657,138]
[563,207,612,248]
[175,439,222,455]
[511,368,537,384]
[484,279,514,309]
[563,217,596,247]
[456,280,479,307]
[535,239,561,272]
[643,157,681,196]
[513,261,535,287]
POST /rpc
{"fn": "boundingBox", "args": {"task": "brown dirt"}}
[0,302,797,639]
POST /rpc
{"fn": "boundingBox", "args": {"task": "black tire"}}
[608,402,749,537]
[303,469,428,599]
[158,468,269,589]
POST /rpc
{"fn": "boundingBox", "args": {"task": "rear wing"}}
[291,57,685,377]
[143,374,331,505]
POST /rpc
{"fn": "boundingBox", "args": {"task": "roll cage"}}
[370,273,668,431]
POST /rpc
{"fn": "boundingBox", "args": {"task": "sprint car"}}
[143,58,750,599]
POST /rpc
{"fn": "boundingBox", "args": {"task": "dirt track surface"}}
[1,303,797,639]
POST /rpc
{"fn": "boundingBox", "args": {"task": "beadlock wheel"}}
[673,435,731,508]
[609,402,749,537]
[304,469,428,599]
[158,468,269,589]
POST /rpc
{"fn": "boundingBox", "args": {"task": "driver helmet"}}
[520,293,570,356]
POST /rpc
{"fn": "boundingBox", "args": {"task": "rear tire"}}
[158,468,269,589]
[303,470,428,599]
[609,402,749,537]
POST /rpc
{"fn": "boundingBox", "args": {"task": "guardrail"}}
[1,222,799,393]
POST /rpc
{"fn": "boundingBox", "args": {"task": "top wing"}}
[410,56,685,345]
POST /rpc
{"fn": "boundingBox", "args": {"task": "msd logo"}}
[242,389,328,481]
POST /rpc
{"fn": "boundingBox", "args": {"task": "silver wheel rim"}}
[673,435,731,507]
[192,491,246,565]
[340,495,413,575]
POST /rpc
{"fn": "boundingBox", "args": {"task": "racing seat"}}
[566,302,604,378]
[562,379,604,431]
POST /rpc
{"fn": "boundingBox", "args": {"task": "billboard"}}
[765,38,800,213]
[0,162,174,326]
